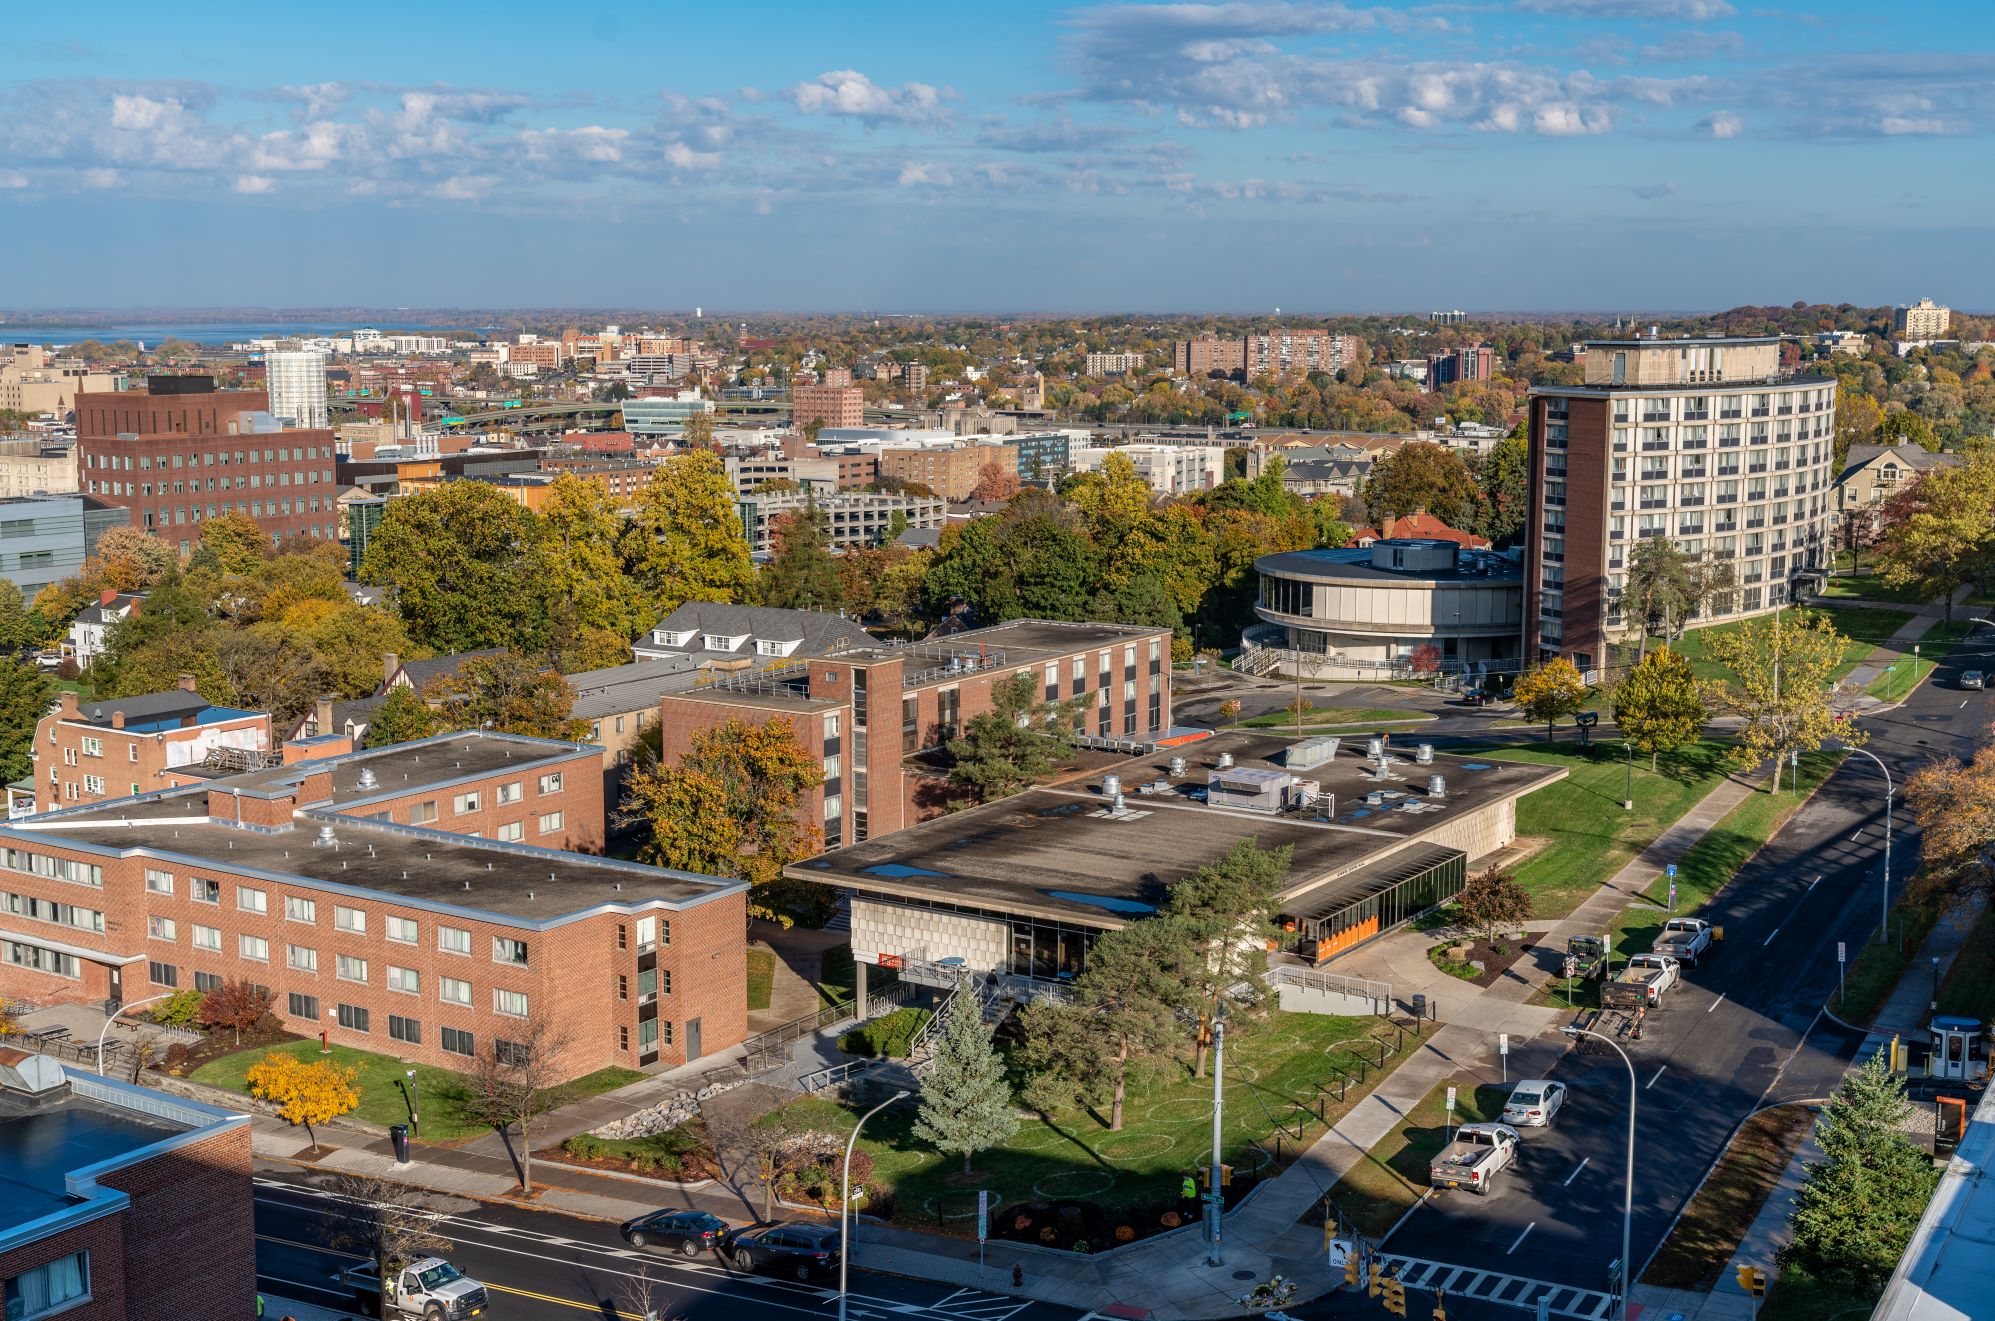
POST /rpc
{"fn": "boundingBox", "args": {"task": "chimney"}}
[1382,514,1396,539]
[314,699,334,736]
[100,589,116,606]
[177,673,199,693]
[382,652,400,687]
[58,691,78,717]
[111,710,125,730]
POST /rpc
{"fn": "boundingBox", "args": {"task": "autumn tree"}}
[245,1052,360,1153]
[968,460,1022,503]
[912,988,1018,1175]
[428,651,585,740]
[621,716,825,924]
[1513,657,1588,742]
[621,451,755,617]
[365,685,438,748]
[327,1172,453,1321]
[462,1007,571,1193]
[1905,741,1995,901]
[0,659,53,784]
[760,501,845,612]
[1876,449,1995,619]
[1876,408,1940,454]
[1612,647,1705,770]
[94,527,180,590]
[198,511,271,577]
[0,580,40,653]
[197,977,277,1046]
[1472,433,1530,545]
[680,409,717,449]
[361,481,551,652]
[1703,608,1864,792]
[946,672,1078,803]
[1017,919,1188,1131]
[1455,865,1531,945]
[1165,840,1289,1077]
[1409,643,1441,675]
[1361,441,1479,531]
[531,472,646,642]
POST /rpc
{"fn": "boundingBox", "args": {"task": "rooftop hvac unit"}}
[1217,752,1234,770]
[1428,774,1447,798]
[1168,755,1187,777]
[1101,774,1121,799]
[1287,735,1341,770]
[1416,743,1434,765]
[1366,737,1384,759]
[1206,766,1291,814]
[1291,779,1320,807]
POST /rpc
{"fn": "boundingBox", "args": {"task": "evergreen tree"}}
[1165,840,1289,1077]
[760,501,845,612]
[911,987,1018,1174]
[945,673,1079,803]
[1612,647,1706,770]
[1784,1053,1939,1290]
[0,658,54,783]
[1016,919,1188,1131]
[366,685,437,748]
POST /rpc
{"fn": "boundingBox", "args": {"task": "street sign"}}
[1666,864,1677,879]
[977,1190,989,1243]
[1838,941,1846,963]
[1499,1034,1509,1054]
[1446,1086,1456,1111]
[1668,881,1677,911]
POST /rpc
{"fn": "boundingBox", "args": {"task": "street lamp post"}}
[1563,1025,1635,1321]
[405,1068,422,1139]
[1933,956,1941,1013]
[1208,1018,1226,1267]
[96,992,173,1075]
[839,1089,909,1321]
[322,1009,335,1054]
[1836,745,1894,944]
[1623,740,1634,811]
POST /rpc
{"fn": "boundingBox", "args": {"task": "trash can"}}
[1411,994,1427,1021]
[390,1123,410,1163]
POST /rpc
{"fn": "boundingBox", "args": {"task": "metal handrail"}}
[1268,964,1391,1006]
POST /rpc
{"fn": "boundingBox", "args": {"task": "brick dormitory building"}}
[0,690,747,1079]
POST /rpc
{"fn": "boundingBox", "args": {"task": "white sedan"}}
[1500,1080,1568,1128]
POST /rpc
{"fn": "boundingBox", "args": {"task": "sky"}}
[2,0,1991,313]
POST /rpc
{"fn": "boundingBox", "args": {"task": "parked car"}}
[1500,1080,1568,1129]
[1653,917,1717,968]
[621,1208,730,1257]
[1963,670,1985,690]
[1602,953,1680,1010]
[724,1222,843,1280]
[1461,690,1489,707]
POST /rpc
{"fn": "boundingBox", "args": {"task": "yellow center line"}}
[256,1233,607,1316]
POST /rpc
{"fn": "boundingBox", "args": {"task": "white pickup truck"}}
[1429,1122,1522,1195]
[339,1257,489,1321]
[1653,917,1716,968]
[1602,953,1680,1011]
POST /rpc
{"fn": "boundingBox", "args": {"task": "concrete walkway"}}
[1843,582,1975,693]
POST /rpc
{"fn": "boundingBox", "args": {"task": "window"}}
[148,916,175,941]
[438,925,471,956]
[145,867,173,895]
[639,1018,658,1052]
[387,965,420,995]
[5,1249,89,1320]
[149,960,178,987]
[192,878,220,905]
[194,971,221,993]
[389,1014,421,1045]
[493,988,529,1018]
[441,1027,475,1057]
[638,968,658,1004]
[82,775,105,796]
[497,780,523,805]
[79,736,103,758]
[440,976,472,1006]
[336,954,368,983]
[335,905,365,933]
[191,924,221,951]
[409,800,438,825]
[495,1038,532,1066]
[493,937,528,967]
[619,1025,629,1051]
[453,791,481,815]
[618,973,629,1000]
[285,895,316,924]
[496,821,524,842]
[238,886,267,914]
[336,1003,369,1032]
[239,934,269,962]
[537,771,563,794]
[288,991,319,1019]
[386,916,418,944]
[537,811,563,835]
[288,944,317,972]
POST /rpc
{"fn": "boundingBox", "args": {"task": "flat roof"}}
[1256,546,1525,586]
[794,731,1563,927]
[195,731,586,807]
[0,1091,178,1233]
[821,618,1169,668]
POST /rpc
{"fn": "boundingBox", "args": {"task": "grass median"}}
[1322,1079,1506,1240]
[1833,898,1942,1025]
[1642,1103,1815,1291]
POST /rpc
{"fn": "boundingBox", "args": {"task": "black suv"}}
[723,1222,843,1279]
[619,1209,731,1257]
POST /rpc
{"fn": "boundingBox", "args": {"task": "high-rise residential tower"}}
[264,349,329,429]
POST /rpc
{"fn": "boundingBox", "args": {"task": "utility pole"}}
[1207,1019,1225,1267]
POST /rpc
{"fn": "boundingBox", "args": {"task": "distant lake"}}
[0,321,468,346]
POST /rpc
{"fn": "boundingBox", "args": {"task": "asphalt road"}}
[252,1168,1087,1321]
[1355,625,1995,1313]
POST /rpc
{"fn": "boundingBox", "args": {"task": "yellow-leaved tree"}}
[246,1052,360,1152]
[1703,608,1864,793]
[1513,657,1589,743]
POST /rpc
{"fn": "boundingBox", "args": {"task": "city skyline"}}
[2,1,1991,310]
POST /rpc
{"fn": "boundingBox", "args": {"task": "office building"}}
[791,384,866,432]
[0,1061,254,1321]
[1069,443,1222,495]
[263,350,329,430]
[660,618,1174,849]
[0,437,80,498]
[624,395,717,439]
[0,345,117,418]
[1893,298,1951,341]
[1008,431,1073,481]
[1525,336,1838,671]
[899,362,929,391]
[0,729,745,1076]
[736,490,945,555]
[1084,352,1144,378]
[876,441,1014,501]
[0,496,129,600]
[1426,345,1496,389]
[821,367,853,388]
[74,377,339,549]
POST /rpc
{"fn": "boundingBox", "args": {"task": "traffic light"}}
[1344,1253,1362,1287]
[1369,1270,1386,1299]
[1432,1291,1448,1321]
[1220,1163,1234,1187]
[1735,1265,1766,1297]
[1382,1276,1407,1317]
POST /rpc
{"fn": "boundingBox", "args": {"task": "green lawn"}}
[190,1039,644,1142]
[1835,899,1942,1025]
[768,1010,1399,1237]
[1936,906,1995,1023]
[1664,606,1916,684]
[746,948,775,1012]
[1325,1078,1505,1239]
[1239,704,1433,731]
[1816,573,1931,605]
[1490,740,1736,918]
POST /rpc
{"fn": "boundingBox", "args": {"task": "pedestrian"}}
[1180,1172,1196,1201]
[1012,1264,1024,1290]
[255,1293,265,1320]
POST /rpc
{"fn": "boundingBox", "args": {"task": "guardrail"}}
[740,982,915,1073]
[1268,964,1392,1010]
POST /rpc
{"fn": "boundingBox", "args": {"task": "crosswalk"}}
[1373,1254,1618,1319]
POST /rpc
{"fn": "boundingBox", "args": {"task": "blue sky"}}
[3,1,1990,312]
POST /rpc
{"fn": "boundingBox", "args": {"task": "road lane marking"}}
[1647,1066,1668,1089]
[1763,927,1781,946]
[1708,992,1728,1013]
[1850,829,1863,842]
[1807,875,1823,892]
[1562,1157,1589,1187]
[1964,700,1971,709]
[1507,1223,1536,1255]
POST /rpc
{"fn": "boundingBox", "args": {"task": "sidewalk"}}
[1843,583,1973,694]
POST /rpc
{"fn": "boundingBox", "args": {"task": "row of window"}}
[87,446,334,469]
[141,878,533,963]
[2,890,104,933]
[3,939,78,978]
[1,848,104,888]
[146,957,529,1016]
[92,471,330,499]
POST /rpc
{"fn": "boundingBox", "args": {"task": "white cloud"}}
[429,174,494,200]
[1880,116,1952,135]
[281,82,350,119]
[80,167,120,188]
[664,141,722,170]
[232,174,274,194]
[0,170,25,188]
[897,161,954,187]
[1700,111,1744,138]
[518,125,629,162]
[1515,0,1736,17]
[109,93,178,131]
[789,70,954,126]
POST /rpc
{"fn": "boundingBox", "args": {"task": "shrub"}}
[56,658,78,681]
[565,1135,604,1160]
[1161,1211,1182,1228]
[1114,1225,1135,1243]
[838,1007,932,1059]
[149,989,205,1029]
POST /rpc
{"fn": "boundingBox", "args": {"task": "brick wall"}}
[341,752,604,853]
[35,697,273,811]
[0,1210,127,1321]
[97,1124,254,1321]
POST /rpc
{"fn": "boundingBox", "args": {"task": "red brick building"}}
[659,618,1176,848]
[0,1062,253,1321]
[0,731,740,1076]
[74,375,340,550]
[791,384,865,431]
[27,681,273,815]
